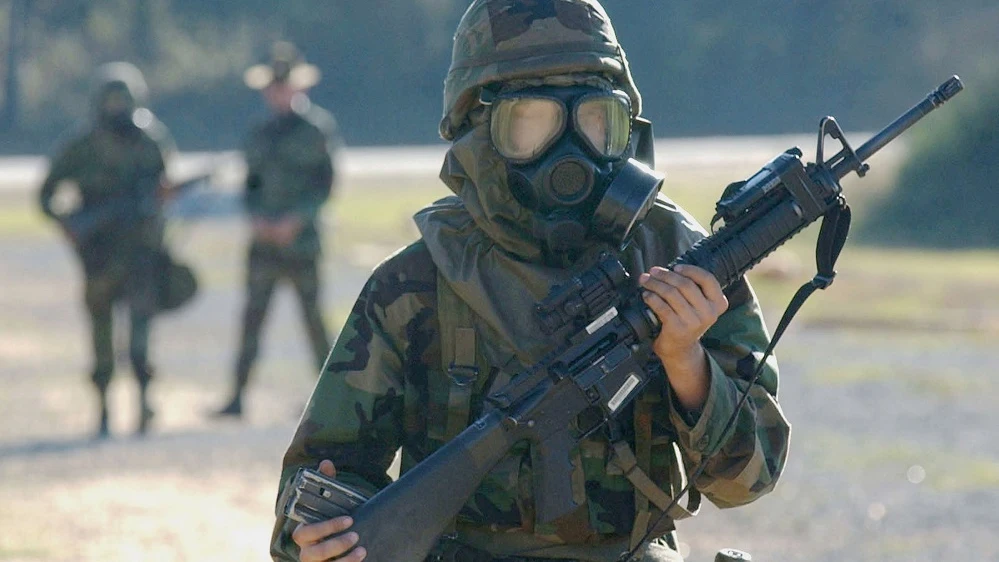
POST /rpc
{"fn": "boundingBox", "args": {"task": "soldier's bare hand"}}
[640,264,728,410]
[156,177,177,203]
[251,217,276,243]
[640,264,727,356]
[292,460,366,562]
[272,216,304,247]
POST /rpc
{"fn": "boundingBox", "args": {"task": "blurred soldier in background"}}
[212,42,340,419]
[38,62,174,438]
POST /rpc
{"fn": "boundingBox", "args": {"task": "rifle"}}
[280,77,964,562]
[61,172,212,245]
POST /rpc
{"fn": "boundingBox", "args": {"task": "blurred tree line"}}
[0,0,995,154]
[858,73,999,248]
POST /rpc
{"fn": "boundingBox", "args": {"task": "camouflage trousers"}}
[79,238,160,390]
[233,243,331,388]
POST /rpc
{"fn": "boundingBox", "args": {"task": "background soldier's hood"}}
[415,122,706,366]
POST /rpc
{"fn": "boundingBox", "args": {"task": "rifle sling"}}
[622,201,854,559]
[610,439,699,547]
[434,274,705,555]
[769,200,852,346]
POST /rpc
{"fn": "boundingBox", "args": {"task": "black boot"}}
[95,391,110,439]
[136,381,155,435]
[211,393,243,418]
[211,366,248,419]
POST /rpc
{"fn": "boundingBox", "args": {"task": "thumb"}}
[318,459,337,478]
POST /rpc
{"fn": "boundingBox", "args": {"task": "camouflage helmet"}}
[92,61,149,108]
[440,0,642,141]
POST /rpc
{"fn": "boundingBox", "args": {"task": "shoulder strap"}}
[611,392,700,551]
[432,273,484,442]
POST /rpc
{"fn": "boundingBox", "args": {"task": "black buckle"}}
[811,273,836,290]
[448,364,479,386]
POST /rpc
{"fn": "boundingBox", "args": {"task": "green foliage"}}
[1,1,997,151]
[857,75,999,248]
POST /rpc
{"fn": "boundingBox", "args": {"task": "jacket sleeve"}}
[270,264,421,561]
[38,141,79,220]
[291,112,335,221]
[299,141,333,220]
[294,123,334,221]
[242,131,263,217]
[322,112,342,198]
[665,277,790,509]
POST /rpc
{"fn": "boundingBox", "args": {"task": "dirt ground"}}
[1,173,997,562]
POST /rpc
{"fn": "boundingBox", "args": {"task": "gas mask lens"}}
[574,93,631,159]
[490,89,631,163]
[490,97,565,162]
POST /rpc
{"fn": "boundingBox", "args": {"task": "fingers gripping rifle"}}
[280,78,963,562]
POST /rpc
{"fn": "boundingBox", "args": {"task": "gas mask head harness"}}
[482,83,663,256]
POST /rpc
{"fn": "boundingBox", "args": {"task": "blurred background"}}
[0,1,997,148]
[0,1,997,561]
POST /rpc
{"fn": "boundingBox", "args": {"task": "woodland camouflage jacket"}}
[270,192,791,561]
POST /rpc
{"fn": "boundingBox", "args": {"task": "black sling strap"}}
[621,200,852,562]
[769,200,852,345]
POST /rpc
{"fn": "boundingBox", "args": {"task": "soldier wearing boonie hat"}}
[211,42,342,419]
[243,41,322,91]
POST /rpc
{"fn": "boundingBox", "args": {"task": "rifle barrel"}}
[833,76,963,179]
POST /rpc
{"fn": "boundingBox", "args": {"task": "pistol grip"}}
[532,433,584,523]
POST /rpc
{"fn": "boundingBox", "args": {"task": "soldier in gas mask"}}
[271,1,790,561]
[38,62,174,438]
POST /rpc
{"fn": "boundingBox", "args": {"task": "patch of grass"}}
[0,201,50,239]
[808,431,999,492]
[807,363,988,397]
[749,245,999,332]
[901,370,984,398]
[327,176,450,248]
[807,364,895,385]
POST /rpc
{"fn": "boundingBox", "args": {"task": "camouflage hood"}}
[415,121,585,362]
[434,120,548,261]
[92,62,148,115]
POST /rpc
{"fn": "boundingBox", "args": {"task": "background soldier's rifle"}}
[60,172,212,246]
[59,171,212,313]
[280,77,964,562]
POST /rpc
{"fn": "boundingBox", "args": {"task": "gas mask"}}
[96,83,138,133]
[485,85,663,255]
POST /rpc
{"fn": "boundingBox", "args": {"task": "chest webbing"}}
[433,272,698,551]
[430,274,491,442]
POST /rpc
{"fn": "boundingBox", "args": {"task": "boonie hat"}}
[244,41,321,90]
